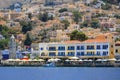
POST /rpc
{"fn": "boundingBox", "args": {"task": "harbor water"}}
[0,67,120,80]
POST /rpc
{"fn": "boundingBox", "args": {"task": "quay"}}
[0,59,120,67]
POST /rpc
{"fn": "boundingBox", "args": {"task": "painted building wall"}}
[31,41,112,59]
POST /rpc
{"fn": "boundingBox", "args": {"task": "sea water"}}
[0,67,120,80]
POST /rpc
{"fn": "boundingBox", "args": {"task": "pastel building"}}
[31,33,115,59]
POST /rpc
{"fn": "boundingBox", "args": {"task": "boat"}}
[43,62,56,67]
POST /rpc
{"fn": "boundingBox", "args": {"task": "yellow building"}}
[31,33,115,59]
[115,41,120,59]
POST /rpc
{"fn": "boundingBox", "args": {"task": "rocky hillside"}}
[0,0,25,8]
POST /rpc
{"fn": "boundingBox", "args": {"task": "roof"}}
[83,39,108,43]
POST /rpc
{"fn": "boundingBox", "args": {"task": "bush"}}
[70,30,88,41]
[59,8,68,13]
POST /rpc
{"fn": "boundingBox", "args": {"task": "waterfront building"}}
[1,49,9,60]
[31,33,115,59]
[115,41,120,59]
[9,35,16,59]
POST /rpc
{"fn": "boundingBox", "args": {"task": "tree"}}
[91,20,100,28]
[59,8,68,13]
[0,39,9,50]
[21,21,33,34]
[101,3,111,10]
[0,25,10,39]
[61,20,70,29]
[73,11,82,24]
[70,30,88,41]
[24,33,32,46]
[82,21,88,27]
[116,28,120,33]
[39,12,48,22]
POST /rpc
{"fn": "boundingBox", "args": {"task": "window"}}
[49,47,56,51]
[96,51,101,56]
[49,52,56,56]
[87,52,94,56]
[40,48,43,50]
[58,46,65,50]
[116,49,118,53]
[87,46,94,50]
[77,46,84,50]
[41,52,45,56]
[77,52,80,56]
[111,45,113,48]
[81,52,84,56]
[103,51,108,56]
[58,52,65,56]
[81,46,84,50]
[97,45,101,49]
[77,52,84,56]
[68,46,75,50]
[67,52,75,56]
[77,46,80,50]
[102,45,108,49]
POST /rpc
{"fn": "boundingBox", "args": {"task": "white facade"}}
[31,41,110,58]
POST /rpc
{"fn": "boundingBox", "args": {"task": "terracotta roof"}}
[84,39,109,43]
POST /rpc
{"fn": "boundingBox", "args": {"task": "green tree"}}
[70,30,88,41]
[101,3,111,10]
[39,12,49,22]
[24,33,32,46]
[21,21,33,34]
[73,11,82,24]
[59,8,68,13]
[0,25,10,39]
[82,21,88,27]
[61,20,70,29]
[0,39,9,50]
[116,28,120,33]
[91,20,100,28]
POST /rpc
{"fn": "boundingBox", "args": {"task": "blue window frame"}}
[87,46,94,50]
[103,51,108,56]
[102,45,108,49]
[77,46,84,50]
[77,52,84,56]
[77,52,80,56]
[49,47,56,51]
[96,51,101,56]
[58,52,65,56]
[97,45,101,49]
[58,46,65,50]
[81,52,84,56]
[77,46,80,50]
[49,52,56,56]
[87,52,94,56]
[68,46,75,50]
[40,48,43,50]
[67,52,75,56]
[81,46,84,50]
